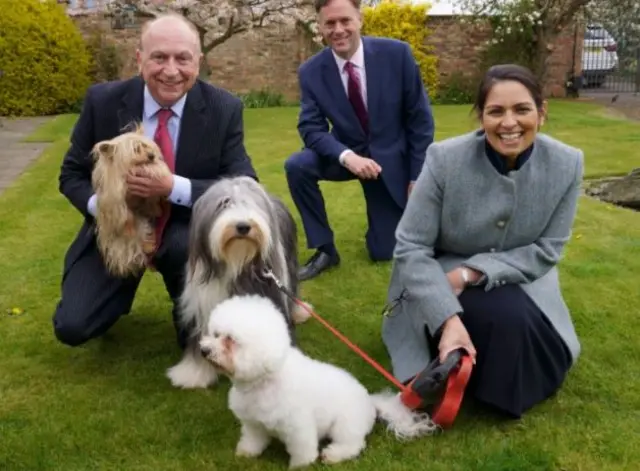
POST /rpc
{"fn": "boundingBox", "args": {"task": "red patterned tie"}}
[151,108,175,259]
[344,61,369,134]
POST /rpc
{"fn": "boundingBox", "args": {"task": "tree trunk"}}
[199,61,212,82]
[196,25,248,83]
[533,27,554,91]
[197,30,211,82]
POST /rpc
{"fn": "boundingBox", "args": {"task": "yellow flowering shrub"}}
[361,0,439,98]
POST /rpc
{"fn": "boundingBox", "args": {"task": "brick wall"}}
[425,16,492,84]
[424,16,583,97]
[70,12,582,100]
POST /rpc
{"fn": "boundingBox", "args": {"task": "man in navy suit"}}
[284,0,435,281]
[53,14,257,348]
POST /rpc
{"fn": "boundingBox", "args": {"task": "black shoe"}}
[298,250,340,281]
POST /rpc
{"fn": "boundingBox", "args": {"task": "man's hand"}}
[343,152,381,180]
[446,266,483,297]
[126,169,174,198]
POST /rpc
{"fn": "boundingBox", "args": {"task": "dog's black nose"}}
[147,152,155,161]
[235,222,251,236]
[200,346,211,358]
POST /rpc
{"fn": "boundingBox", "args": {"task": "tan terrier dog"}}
[91,127,172,277]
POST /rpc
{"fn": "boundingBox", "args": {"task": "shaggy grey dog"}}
[166,176,310,389]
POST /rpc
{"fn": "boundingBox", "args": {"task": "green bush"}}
[0,0,92,117]
[361,0,439,99]
[433,71,478,105]
[85,28,124,83]
[238,89,288,108]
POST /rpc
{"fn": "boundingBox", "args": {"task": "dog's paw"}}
[235,425,271,457]
[235,441,265,458]
[292,302,312,324]
[320,442,364,464]
[166,357,218,389]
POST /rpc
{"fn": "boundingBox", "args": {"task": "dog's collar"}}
[260,266,281,287]
[261,267,299,305]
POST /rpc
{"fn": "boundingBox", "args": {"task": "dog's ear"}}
[133,122,145,136]
[95,141,115,161]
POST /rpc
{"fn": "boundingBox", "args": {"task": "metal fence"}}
[578,22,640,94]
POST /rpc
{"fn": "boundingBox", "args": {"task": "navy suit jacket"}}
[296,36,435,208]
[58,76,257,272]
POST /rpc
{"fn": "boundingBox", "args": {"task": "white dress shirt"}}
[331,40,368,165]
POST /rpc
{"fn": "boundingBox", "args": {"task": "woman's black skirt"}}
[435,284,573,419]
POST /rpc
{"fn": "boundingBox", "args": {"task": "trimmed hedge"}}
[0,0,92,117]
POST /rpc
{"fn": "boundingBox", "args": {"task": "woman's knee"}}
[460,284,532,337]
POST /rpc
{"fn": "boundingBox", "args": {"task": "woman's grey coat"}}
[383,130,584,383]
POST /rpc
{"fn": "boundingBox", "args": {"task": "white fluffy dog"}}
[199,295,438,468]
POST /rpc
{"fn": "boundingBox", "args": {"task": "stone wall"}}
[70,12,583,101]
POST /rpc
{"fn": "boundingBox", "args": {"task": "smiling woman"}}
[473,64,548,167]
[383,63,586,424]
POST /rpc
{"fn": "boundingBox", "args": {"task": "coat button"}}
[496,220,506,228]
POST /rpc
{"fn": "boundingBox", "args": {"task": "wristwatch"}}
[460,267,471,287]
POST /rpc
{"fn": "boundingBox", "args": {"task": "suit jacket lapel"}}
[320,49,365,137]
[363,37,380,132]
[321,48,349,105]
[174,81,207,175]
[117,76,144,133]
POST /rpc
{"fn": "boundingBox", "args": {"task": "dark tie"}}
[151,108,174,259]
[344,61,369,134]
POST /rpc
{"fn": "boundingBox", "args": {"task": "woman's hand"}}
[446,266,483,296]
[438,315,477,364]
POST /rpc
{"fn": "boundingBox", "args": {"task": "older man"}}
[53,13,257,348]
[284,0,435,281]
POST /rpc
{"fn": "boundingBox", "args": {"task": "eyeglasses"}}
[380,288,408,318]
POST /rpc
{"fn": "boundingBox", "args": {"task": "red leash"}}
[290,296,406,390]
[262,269,472,428]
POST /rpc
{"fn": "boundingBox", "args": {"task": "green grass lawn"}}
[1,100,639,471]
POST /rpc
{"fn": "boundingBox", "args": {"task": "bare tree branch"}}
[107,0,316,54]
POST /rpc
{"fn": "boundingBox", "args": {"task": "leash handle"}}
[431,354,473,428]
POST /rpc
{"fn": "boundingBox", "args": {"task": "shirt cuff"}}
[168,175,192,207]
[87,194,97,217]
[338,149,353,166]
